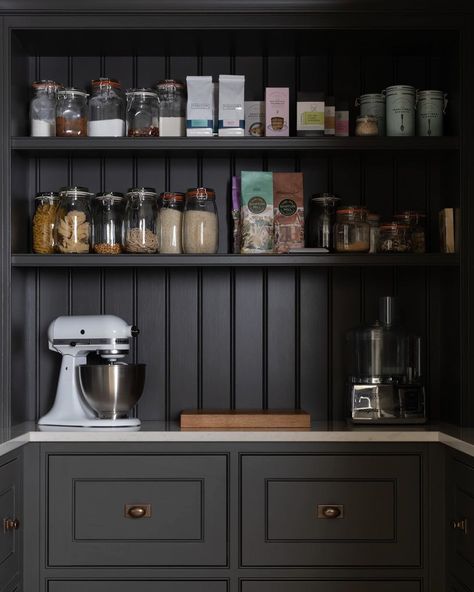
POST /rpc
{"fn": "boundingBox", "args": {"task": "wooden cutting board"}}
[180,409,311,429]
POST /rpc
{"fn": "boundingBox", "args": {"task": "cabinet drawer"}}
[0,458,20,591]
[241,581,421,592]
[241,454,421,567]
[48,454,227,566]
[48,582,227,592]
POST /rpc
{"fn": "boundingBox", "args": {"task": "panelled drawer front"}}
[241,454,421,567]
[241,581,421,592]
[48,582,227,592]
[48,455,227,566]
[0,459,19,591]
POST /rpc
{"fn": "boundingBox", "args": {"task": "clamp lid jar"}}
[92,192,125,255]
[394,210,426,253]
[334,206,370,252]
[124,187,159,253]
[88,77,126,137]
[30,80,62,137]
[307,193,341,250]
[126,88,160,137]
[183,187,219,254]
[160,192,185,254]
[154,79,186,137]
[56,88,88,137]
[32,191,60,254]
[54,186,93,253]
[378,221,412,253]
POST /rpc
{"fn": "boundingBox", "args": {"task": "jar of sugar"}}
[30,80,62,137]
[88,77,126,137]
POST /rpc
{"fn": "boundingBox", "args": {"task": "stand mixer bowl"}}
[79,364,146,420]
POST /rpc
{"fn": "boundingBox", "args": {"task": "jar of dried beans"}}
[54,187,93,253]
[377,221,412,253]
[183,188,218,254]
[56,88,88,136]
[92,192,125,254]
[159,192,184,253]
[334,206,370,252]
[126,88,160,136]
[124,187,159,253]
[32,192,60,253]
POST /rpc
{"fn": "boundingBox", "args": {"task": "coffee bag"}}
[273,172,304,253]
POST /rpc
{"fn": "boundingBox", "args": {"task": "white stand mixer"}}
[38,315,143,428]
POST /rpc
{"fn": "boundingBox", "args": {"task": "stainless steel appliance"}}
[346,296,426,424]
[38,315,145,427]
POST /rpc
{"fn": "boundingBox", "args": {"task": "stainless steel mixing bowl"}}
[79,364,146,420]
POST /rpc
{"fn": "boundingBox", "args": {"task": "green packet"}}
[240,171,274,253]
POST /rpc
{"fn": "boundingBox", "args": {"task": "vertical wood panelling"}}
[202,157,231,253]
[103,269,135,365]
[72,56,101,93]
[234,56,264,101]
[71,269,101,315]
[136,56,166,87]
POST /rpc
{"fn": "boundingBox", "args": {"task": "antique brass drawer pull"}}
[451,518,468,534]
[3,518,20,532]
[317,504,344,519]
[125,504,152,519]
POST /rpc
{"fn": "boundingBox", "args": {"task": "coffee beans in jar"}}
[32,192,60,253]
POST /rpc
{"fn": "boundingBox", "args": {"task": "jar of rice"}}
[183,187,218,254]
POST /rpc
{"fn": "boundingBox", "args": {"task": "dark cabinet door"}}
[241,581,421,592]
[447,453,474,591]
[241,454,421,567]
[48,454,227,567]
[0,457,20,592]
[48,581,228,592]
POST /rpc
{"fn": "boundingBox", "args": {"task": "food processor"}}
[346,296,426,424]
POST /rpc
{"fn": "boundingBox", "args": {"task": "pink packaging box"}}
[265,88,289,136]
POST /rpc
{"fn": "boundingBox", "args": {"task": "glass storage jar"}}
[124,187,159,253]
[54,186,93,253]
[30,80,62,137]
[377,221,412,253]
[126,88,160,136]
[92,192,125,254]
[88,78,126,137]
[154,79,186,137]
[307,193,341,250]
[367,212,381,254]
[355,116,378,136]
[394,211,426,253]
[56,88,88,136]
[183,188,218,254]
[32,191,60,253]
[159,192,185,254]
[334,206,370,252]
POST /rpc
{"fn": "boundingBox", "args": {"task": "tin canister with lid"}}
[416,90,447,137]
[385,85,416,136]
[356,93,385,136]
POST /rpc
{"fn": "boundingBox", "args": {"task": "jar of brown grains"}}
[56,88,88,136]
[92,192,125,254]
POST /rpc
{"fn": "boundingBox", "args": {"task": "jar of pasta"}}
[124,188,159,253]
[54,187,93,253]
[32,192,60,253]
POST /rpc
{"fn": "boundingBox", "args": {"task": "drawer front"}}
[241,454,421,567]
[48,454,227,566]
[0,459,20,591]
[48,582,227,592]
[241,581,421,592]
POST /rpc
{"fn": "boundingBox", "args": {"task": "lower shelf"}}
[11,253,460,267]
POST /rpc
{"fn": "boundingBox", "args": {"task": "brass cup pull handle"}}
[317,504,344,519]
[125,504,151,519]
[3,518,20,532]
[452,519,468,534]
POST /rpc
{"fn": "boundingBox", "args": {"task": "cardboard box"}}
[265,88,289,136]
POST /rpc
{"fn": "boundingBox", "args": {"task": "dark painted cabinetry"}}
[0,453,21,592]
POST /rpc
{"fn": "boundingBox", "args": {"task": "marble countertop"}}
[1,421,474,459]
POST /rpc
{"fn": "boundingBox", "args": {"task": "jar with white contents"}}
[183,188,218,254]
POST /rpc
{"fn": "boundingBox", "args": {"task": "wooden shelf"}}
[11,136,460,155]
[11,253,460,268]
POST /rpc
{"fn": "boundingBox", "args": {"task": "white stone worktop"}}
[1,421,474,459]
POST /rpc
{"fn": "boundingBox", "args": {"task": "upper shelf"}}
[11,253,459,268]
[11,136,460,155]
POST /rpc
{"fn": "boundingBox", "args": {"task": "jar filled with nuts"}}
[32,191,60,253]
[377,221,412,253]
[334,206,370,252]
[124,187,159,253]
[54,186,93,253]
[92,192,125,254]
[394,210,426,253]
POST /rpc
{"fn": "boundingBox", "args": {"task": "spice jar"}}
[159,192,184,254]
[355,116,378,137]
[30,80,62,137]
[88,78,126,137]
[367,212,381,254]
[154,79,186,137]
[377,221,412,253]
[394,211,426,253]
[124,187,159,253]
[334,206,370,252]
[56,88,88,136]
[183,187,218,254]
[32,192,60,253]
[54,186,93,253]
[92,192,125,254]
[307,193,341,250]
[126,88,160,136]
[356,93,386,136]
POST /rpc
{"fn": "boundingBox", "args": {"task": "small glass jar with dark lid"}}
[92,192,125,254]
[334,206,370,252]
[56,88,88,136]
[32,191,60,253]
[124,187,159,253]
[377,221,412,253]
[88,78,126,137]
[30,80,62,137]
[54,186,93,253]
[307,193,341,250]
[154,79,186,137]
[394,210,426,253]
[183,188,218,254]
[159,192,185,254]
[126,88,160,137]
